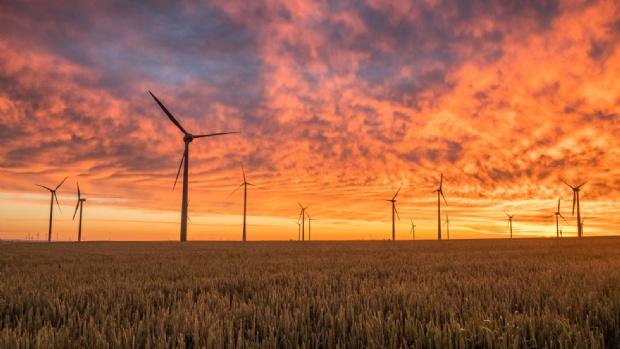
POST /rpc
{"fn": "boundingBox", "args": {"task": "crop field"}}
[1,238,619,348]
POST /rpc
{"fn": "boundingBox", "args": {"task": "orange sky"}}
[1,0,619,241]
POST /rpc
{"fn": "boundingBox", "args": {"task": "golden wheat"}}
[1,238,619,348]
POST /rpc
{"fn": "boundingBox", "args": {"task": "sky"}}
[1,0,620,241]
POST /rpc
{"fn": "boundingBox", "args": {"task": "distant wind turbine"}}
[443,211,451,240]
[436,173,448,240]
[149,91,239,241]
[307,212,314,241]
[581,217,586,236]
[560,178,589,238]
[505,212,515,238]
[228,165,259,242]
[297,202,308,241]
[294,221,301,241]
[547,198,567,238]
[410,220,416,240]
[36,176,68,242]
[385,185,402,241]
[72,182,87,242]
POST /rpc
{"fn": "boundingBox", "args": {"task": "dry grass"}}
[1,238,619,348]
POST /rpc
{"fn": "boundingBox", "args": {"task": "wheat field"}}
[1,238,619,348]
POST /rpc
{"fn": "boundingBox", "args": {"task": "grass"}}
[1,238,619,348]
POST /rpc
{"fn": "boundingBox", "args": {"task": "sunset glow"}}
[1,0,619,241]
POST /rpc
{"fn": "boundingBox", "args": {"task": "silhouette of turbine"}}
[410,220,416,241]
[505,212,515,238]
[435,173,448,240]
[294,221,301,241]
[443,211,451,240]
[546,198,567,238]
[307,212,314,241]
[228,165,259,242]
[560,178,589,238]
[385,185,402,241]
[297,202,308,241]
[150,91,239,241]
[72,182,87,242]
[36,176,68,242]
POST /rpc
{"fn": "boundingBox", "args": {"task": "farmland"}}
[1,238,619,348]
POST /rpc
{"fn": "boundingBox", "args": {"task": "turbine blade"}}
[557,198,560,211]
[54,192,62,214]
[505,211,509,217]
[149,91,187,134]
[241,164,246,182]
[55,175,68,190]
[173,149,186,191]
[394,205,400,220]
[77,182,81,200]
[439,173,443,190]
[440,191,448,206]
[72,201,80,220]
[560,214,567,222]
[572,192,576,216]
[576,178,590,188]
[36,184,53,191]
[193,132,241,138]
[227,183,244,199]
[559,178,574,188]
[393,184,403,200]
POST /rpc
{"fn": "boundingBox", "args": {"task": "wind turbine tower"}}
[150,91,239,241]
[410,220,416,240]
[435,173,448,240]
[547,198,566,238]
[385,185,402,241]
[505,212,515,238]
[560,178,589,238]
[444,211,451,240]
[36,176,68,242]
[307,212,313,241]
[72,182,87,242]
[297,202,308,241]
[228,165,258,242]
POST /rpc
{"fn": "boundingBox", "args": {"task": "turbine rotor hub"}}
[184,133,194,142]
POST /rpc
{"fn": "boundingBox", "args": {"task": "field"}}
[1,238,619,348]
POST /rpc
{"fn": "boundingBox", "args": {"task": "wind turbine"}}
[149,91,239,242]
[385,185,402,241]
[36,176,68,242]
[72,182,87,242]
[547,198,566,238]
[228,165,259,242]
[294,221,301,241]
[560,178,589,238]
[505,212,515,238]
[443,211,451,240]
[436,173,448,240]
[307,212,314,241]
[581,217,586,236]
[410,220,416,240]
[297,202,308,241]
